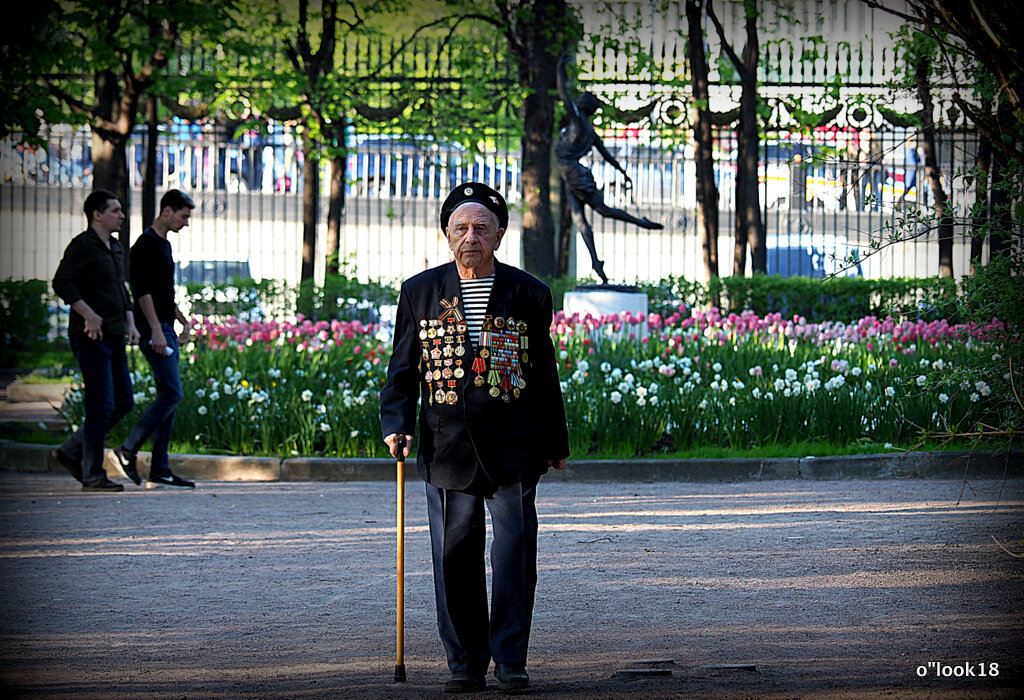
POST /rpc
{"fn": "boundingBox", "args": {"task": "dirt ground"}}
[1,472,1022,699]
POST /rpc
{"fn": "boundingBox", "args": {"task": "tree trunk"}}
[326,151,345,277]
[914,52,954,277]
[91,70,131,251]
[142,93,159,230]
[519,62,558,278]
[686,0,719,282]
[734,0,764,276]
[514,0,578,280]
[301,133,319,285]
[970,114,992,275]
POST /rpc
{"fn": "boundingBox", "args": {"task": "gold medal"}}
[480,348,490,359]
[489,386,500,397]
[455,345,465,356]
[445,390,458,404]
[521,352,529,363]
[494,316,505,329]
[435,389,446,404]
[513,387,521,398]
[474,375,485,386]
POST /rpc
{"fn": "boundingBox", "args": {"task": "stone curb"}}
[2,440,1021,482]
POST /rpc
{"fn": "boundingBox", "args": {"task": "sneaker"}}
[146,471,195,489]
[82,477,124,492]
[494,664,529,691]
[53,448,83,483]
[113,446,142,485]
[443,671,486,693]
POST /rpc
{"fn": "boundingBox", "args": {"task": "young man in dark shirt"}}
[113,189,196,489]
[52,190,141,491]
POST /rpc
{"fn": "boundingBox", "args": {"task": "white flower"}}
[195,388,206,398]
[938,393,949,404]
[850,367,862,376]
[774,378,786,392]
[301,389,313,402]
[637,397,647,407]
[624,372,635,385]
[712,362,723,372]
[350,429,360,438]
[729,397,736,406]
[919,358,931,368]
[752,388,762,399]
[865,381,872,392]
[223,384,234,395]
[576,360,590,373]
[783,388,792,398]
[148,386,157,395]
[970,392,980,403]
[325,389,334,398]
[698,399,708,410]
[731,380,745,390]
[649,382,659,394]
[197,405,208,415]
[319,423,331,432]
[610,391,622,404]
[932,359,945,371]
[785,368,798,381]
[635,386,648,398]
[766,392,774,401]
[600,362,612,373]
[916,375,927,387]
[559,350,568,360]
[649,395,658,405]
[885,386,896,398]
[976,381,991,396]
[617,382,631,394]
[209,391,220,402]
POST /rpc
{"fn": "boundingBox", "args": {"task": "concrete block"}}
[167,454,280,481]
[280,457,402,481]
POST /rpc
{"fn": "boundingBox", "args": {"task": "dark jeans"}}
[425,476,539,675]
[62,335,134,483]
[123,323,183,474]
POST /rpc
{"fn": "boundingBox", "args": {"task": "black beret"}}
[439,182,508,232]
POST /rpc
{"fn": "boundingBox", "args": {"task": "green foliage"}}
[0,280,56,367]
[634,274,956,324]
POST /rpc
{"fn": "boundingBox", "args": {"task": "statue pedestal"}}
[562,285,649,341]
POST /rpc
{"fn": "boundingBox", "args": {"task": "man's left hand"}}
[126,323,141,345]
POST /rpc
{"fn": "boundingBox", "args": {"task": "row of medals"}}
[420,318,467,406]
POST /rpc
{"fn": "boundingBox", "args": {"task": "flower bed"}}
[59,308,1014,459]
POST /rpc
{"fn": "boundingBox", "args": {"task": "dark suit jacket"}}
[380,261,570,491]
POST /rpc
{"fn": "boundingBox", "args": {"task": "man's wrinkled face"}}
[446,202,504,275]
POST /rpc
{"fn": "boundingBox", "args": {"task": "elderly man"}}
[380,182,569,693]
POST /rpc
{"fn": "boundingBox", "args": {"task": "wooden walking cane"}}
[394,435,407,683]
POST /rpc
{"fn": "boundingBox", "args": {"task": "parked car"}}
[765,233,863,278]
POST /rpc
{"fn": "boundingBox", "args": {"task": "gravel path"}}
[1,473,1022,698]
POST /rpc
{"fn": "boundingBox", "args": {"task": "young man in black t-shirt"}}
[114,189,196,489]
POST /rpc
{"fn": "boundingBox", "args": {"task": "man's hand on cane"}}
[385,433,414,460]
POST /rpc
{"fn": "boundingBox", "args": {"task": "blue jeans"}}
[123,322,183,474]
[62,335,134,483]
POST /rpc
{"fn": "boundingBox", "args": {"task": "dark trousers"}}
[123,323,183,473]
[425,476,539,675]
[62,335,134,483]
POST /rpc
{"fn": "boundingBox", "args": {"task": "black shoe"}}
[53,448,83,483]
[146,471,195,490]
[444,671,486,693]
[82,477,124,492]
[494,664,529,691]
[113,446,142,485]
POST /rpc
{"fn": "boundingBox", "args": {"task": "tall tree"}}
[707,0,765,277]
[685,0,720,281]
[10,0,233,251]
[499,0,582,278]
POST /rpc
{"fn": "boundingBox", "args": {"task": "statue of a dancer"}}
[556,53,663,284]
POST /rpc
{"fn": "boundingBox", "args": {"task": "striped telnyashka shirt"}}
[459,275,494,345]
